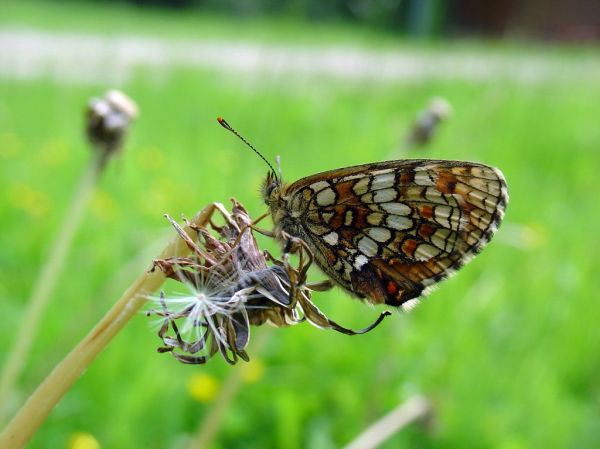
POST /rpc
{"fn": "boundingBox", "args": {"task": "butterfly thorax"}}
[262,173,363,301]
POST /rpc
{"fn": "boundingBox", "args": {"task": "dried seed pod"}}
[406,97,452,148]
[86,90,138,161]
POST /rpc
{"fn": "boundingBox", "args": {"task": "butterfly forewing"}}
[271,159,508,307]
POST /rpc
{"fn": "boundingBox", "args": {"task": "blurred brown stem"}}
[0,204,218,449]
[191,329,272,449]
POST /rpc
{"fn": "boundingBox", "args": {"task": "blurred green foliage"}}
[1,2,600,449]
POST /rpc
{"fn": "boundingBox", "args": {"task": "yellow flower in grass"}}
[241,358,265,384]
[187,373,220,403]
[67,432,100,449]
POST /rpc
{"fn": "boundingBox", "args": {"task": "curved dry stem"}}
[0,204,220,449]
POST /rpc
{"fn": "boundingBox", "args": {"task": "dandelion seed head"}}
[147,200,389,366]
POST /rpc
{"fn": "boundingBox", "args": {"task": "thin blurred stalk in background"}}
[190,329,272,449]
[0,90,138,424]
[342,396,433,449]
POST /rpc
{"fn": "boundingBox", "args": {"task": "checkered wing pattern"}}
[275,159,508,307]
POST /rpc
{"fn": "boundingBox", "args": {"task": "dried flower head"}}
[406,97,453,148]
[86,89,138,161]
[147,200,390,365]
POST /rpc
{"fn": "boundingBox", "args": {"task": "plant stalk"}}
[191,329,272,449]
[0,204,217,449]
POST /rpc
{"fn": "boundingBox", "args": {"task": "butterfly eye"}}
[266,182,277,197]
[262,178,279,205]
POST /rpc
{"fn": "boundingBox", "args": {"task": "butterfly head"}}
[261,170,286,210]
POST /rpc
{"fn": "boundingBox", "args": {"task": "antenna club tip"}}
[217,116,232,131]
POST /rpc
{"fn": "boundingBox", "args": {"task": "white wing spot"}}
[471,166,499,180]
[466,229,484,246]
[433,205,465,231]
[323,232,339,246]
[470,208,492,230]
[321,211,335,223]
[414,170,436,186]
[353,177,370,195]
[370,169,394,176]
[340,173,365,181]
[354,254,369,269]
[367,212,384,226]
[316,187,336,206]
[401,298,421,311]
[373,188,397,203]
[358,236,379,257]
[425,187,448,205]
[433,205,452,228]
[367,227,391,242]
[469,177,497,195]
[381,202,411,216]
[386,215,413,231]
[467,190,498,213]
[344,210,354,226]
[371,173,395,190]
[414,244,441,261]
[310,180,330,192]
[430,228,454,252]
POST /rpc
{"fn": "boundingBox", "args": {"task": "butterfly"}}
[218,118,509,309]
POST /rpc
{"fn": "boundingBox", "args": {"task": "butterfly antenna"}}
[217,117,278,179]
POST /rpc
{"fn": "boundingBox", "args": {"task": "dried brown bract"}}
[147,200,390,365]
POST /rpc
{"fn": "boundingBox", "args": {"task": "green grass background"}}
[1,2,600,448]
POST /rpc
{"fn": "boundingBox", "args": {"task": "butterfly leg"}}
[280,232,316,286]
[306,280,334,292]
[250,226,276,238]
[262,249,282,266]
[297,288,392,335]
